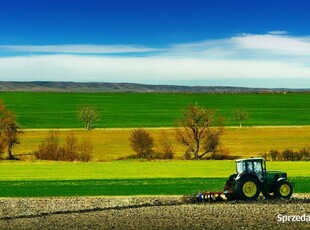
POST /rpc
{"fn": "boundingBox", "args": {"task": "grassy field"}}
[0,161,309,197]
[1,92,309,128]
[12,127,310,161]
[1,92,309,197]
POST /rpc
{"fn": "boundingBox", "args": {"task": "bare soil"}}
[0,195,309,230]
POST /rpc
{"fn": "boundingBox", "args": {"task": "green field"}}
[1,92,309,197]
[1,92,309,128]
[0,161,309,197]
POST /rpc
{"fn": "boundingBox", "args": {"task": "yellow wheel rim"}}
[279,184,290,197]
[243,181,257,197]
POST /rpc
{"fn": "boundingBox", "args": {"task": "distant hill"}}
[0,81,309,93]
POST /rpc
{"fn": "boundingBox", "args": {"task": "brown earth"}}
[0,195,309,230]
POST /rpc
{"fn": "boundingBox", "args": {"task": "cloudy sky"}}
[0,0,309,88]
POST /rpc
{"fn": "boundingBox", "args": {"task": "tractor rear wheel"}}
[275,180,293,199]
[224,180,236,201]
[236,176,261,200]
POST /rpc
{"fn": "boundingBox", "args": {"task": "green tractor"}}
[224,158,293,200]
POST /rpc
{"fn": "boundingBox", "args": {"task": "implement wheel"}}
[236,176,261,200]
[275,180,293,199]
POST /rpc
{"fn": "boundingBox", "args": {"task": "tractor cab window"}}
[246,161,253,173]
[253,161,262,174]
[253,161,263,181]
[236,161,245,174]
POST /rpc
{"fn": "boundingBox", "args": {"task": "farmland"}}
[12,126,310,161]
[0,160,309,197]
[0,92,309,198]
[0,92,310,128]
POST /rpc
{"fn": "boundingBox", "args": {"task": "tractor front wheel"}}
[275,180,293,199]
[236,176,261,200]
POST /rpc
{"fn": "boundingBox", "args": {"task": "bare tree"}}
[77,105,100,130]
[129,128,154,159]
[0,100,21,160]
[234,108,249,128]
[175,104,224,160]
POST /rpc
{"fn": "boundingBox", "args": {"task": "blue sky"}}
[0,0,310,88]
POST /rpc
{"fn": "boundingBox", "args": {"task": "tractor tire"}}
[275,180,293,199]
[224,180,236,201]
[236,176,261,201]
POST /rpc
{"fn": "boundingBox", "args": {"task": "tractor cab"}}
[236,158,266,182]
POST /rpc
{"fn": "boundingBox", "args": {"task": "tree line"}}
[260,148,310,161]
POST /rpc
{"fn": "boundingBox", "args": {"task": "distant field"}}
[12,127,310,161]
[0,161,309,196]
[0,92,309,128]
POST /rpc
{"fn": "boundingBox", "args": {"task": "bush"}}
[282,149,295,161]
[35,131,93,162]
[63,133,79,161]
[299,147,310,160]
[154,133,174,159]
[35,131,62,161]
[78,140,93,162]
[269,149,280,161]
[259,152,269,161]
[207,147,234,160]
[129,129,154,159]
[261,147,309,161]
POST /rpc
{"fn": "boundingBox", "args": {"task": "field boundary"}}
[21,125,310,132]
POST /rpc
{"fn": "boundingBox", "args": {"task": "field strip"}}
[21,125,310,132]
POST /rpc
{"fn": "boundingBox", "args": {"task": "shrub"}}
[35,131,93,162]
[260,148,309,161]
[269,149,280,161]
[282,149,295,161]
[299,147,310,160]
[62,133,79,161]
[154,133,174,159]
[294,151,303,161]
[129,129,154,159]
[78,140,93,162]
[208,147,234,160]
[35,131,62,161]
[259,152,269,161]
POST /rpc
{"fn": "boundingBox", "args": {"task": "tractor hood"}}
[266,170,288,180]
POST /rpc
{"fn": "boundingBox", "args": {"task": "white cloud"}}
[0,44,157,54]
[0,32,310,87]
[0,55,309,83]
[232,33,310,55]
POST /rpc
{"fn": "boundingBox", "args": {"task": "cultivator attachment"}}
[196,190,234,202]
[183,190,234,203]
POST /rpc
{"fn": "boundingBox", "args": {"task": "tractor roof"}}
[235,157,265,162]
